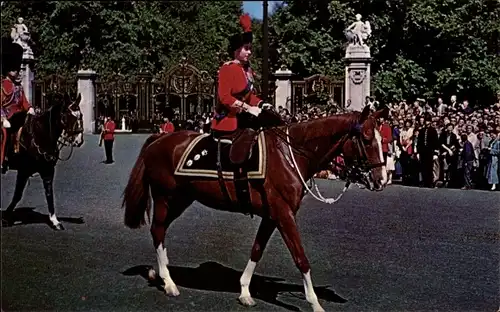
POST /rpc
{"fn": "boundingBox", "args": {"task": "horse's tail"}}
[123,134,163,229]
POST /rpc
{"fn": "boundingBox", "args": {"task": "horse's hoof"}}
[1,211,14,227]
[312,304,325,312]
[164,283,180,296]
[52,223,65,231]
[238,296,256,307]
[147,268,157,281]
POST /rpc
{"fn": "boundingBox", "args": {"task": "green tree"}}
[1,1,244,79]
[270,0,500,104]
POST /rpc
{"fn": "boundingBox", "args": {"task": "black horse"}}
[1,93,84,230]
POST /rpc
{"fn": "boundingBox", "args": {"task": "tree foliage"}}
[1,1,243,79]
[270,0,500,104]
[1,0,499,104]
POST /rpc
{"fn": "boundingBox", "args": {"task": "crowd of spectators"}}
[309,96,500,191]
[169,95,500,191]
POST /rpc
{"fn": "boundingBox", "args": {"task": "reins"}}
[260,114,370,204]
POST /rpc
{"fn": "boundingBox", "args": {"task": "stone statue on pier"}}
[10,17,34,59]
[345,14,372,47]
[344,14,372,112]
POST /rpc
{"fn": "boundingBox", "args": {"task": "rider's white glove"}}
[2,117,11,128]
[246,106,262,117]
[27,107,36,115]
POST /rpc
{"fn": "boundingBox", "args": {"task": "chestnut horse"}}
[1,93,84,230]
[122,106,389,312]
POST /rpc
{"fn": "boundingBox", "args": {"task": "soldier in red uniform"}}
[1,37,36,172]
[211,14,274,142]
[159,117,175,134]
[102,116,116,164]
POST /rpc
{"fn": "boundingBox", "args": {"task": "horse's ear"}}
[359,105,371,123]
[73,93,82,107]
[372,105,390,120]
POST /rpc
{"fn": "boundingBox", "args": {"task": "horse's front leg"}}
[40,166,63,230]
[276,207,324,312]
[2,170,30,225]
[239,217,276,306]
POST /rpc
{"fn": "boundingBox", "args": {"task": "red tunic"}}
[1,78,31,119]
[379,123,393,153]
[211,61,261,132]
[160,122,175,133]
[103,120,116,141]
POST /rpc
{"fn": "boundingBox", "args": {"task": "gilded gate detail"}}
[290,74,344,114]
[33,74,77,111]
[95,58,217,132]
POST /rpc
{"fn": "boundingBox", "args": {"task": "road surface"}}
[1,134,498,312]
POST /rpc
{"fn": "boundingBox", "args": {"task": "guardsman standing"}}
[102,116,116,164]
[1,37,36,172]
[159,117,175,134]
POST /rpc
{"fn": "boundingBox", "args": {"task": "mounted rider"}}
[211,14,279,164]
[1,37,36,172]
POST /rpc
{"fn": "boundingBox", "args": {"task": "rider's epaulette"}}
[222,60,237,66]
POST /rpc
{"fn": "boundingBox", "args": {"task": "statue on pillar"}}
[345,14,372,47]
[10,17,34,59]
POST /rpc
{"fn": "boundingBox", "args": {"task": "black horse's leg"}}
[40,166,63,230]
[2,169,30,225]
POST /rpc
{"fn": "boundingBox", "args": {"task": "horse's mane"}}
[285,112,361,143]
[28,102,65,136]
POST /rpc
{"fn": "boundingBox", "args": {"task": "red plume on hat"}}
[228,14,253,55]
[240,14,252,33]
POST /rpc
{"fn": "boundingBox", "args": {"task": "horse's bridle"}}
[268,118,386,191]
[26,106,83,162]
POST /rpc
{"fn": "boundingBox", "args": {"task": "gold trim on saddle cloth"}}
[174,132,267,179]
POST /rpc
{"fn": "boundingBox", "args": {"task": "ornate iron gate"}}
[33,74,77,111]
[152,57,216,121]
[290,74,344,114]
[95,58,216,133]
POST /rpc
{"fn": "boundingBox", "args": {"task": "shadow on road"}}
[0,207,84,228]
[123,261,346,311]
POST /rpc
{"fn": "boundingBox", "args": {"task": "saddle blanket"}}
[174,132,267,179]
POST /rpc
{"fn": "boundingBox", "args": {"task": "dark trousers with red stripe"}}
[104,139,114,163]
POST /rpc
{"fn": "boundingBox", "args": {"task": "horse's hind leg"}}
[239,217,276,306]
[150,189,192,296]
[5,170,30,212]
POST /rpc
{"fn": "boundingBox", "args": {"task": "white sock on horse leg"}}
[240,260,256,298]
[303,270,324,312]
[156,243,179,296]
[49,214,60,225]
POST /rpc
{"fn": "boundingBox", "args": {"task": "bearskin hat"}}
[1,37,23,76]
[228,14,253,55]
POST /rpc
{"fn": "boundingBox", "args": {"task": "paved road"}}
[1,134,499,312]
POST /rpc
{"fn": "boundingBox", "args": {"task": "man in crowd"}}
[438,123,460,187]
[417,114,440,187]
